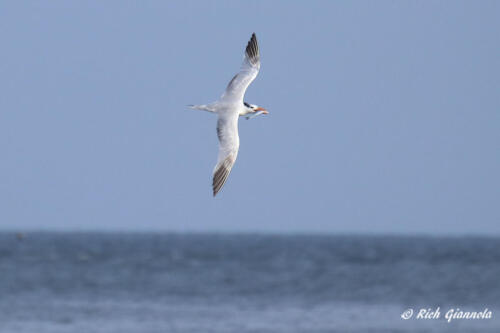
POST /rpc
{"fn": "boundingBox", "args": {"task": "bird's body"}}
[190,33,268,196]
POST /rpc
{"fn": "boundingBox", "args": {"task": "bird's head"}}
[242,102,268,116]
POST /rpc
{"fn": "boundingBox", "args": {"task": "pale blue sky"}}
[1,1,499,234]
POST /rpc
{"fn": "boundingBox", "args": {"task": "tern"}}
[190,33,268,196]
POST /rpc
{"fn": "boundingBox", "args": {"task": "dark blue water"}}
[0,232,499,332]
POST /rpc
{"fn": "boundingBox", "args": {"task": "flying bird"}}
[190,33,268,196]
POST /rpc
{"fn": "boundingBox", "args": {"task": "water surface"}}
[1,232,498,332]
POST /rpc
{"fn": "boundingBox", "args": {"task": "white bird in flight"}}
[190,33,268,196]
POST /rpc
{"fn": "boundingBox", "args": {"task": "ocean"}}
[0,232,499,332]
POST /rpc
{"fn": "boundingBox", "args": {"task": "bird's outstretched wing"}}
[212,113,239,196]
[220,33,260,104]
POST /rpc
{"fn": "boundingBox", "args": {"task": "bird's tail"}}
[188,104,215,113]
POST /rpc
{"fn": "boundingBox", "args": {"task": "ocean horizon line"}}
[1,228,499,239]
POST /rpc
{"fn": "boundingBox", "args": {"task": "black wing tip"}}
[245,33,259,60]
[212,157,234,197]
[212,165,224,197]
[212,181,222,197]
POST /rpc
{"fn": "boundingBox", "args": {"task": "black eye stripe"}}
[243,102,250,108]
